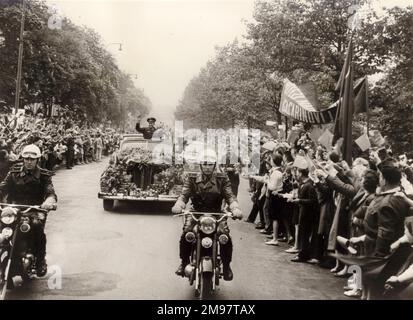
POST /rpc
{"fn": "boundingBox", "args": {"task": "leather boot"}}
[36,258,48,277]
[222,263,233,281]
[175,259,189,277]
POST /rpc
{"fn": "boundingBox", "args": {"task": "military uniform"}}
[0,164,57,266]
[135,123,157,139]
[363,186,410,257]
[0,163,57,205]
[174,171,240,267]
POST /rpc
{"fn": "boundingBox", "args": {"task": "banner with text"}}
[279,79,337,124]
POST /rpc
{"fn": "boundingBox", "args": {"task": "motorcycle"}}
[174,210,233,300]
[0,203,52,300]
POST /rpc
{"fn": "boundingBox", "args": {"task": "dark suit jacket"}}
[363,187,411,257]
[297,179,319,221]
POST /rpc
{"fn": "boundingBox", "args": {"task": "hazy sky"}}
[45,0,256,123]
[45,0,412,124]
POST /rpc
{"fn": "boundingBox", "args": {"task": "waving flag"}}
[279,76,367,125]
[333,37,355,165]
[279,79,337,124]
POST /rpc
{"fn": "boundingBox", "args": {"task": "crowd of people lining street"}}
[0,109,121,180]
[240,123,413,300]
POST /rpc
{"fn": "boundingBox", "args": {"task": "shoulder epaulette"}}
[9,163,23,173]
[215,172,228,178]
[186,172,199,178]
[39,168,55,176]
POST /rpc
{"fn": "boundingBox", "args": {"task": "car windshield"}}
[121,139,160,152]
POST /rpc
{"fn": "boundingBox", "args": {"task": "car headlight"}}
[1,227,13,238]
[1,207,17,225]
[201,237,213,248]
[200,217,216,235]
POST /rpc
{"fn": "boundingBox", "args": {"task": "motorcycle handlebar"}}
[0,203,49,213]
[173,210,233,223]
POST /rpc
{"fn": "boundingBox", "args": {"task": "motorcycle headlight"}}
[1,207,17,225]
[20,222,31,233]
[201,237,213,248]
[200,217,216,235]
[218,234,229,245]
[185,232,196,243]
[1,227,13,238]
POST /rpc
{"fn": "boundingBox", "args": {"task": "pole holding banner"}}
[365,77,370,136]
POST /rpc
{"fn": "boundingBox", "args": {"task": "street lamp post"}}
[14,0,26,113]
[107,42,123,51]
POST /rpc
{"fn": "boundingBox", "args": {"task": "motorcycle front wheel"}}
[199,272,213,300]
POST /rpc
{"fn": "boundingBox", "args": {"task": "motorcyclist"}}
[0,144,57,277]
[172,149,243,281]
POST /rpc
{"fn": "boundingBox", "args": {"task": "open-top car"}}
[98,133,184,211]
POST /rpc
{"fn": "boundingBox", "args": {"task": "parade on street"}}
[1,0,413,302]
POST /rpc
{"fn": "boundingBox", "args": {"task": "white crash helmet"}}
[198,148,218,165]
[21,144,41,159]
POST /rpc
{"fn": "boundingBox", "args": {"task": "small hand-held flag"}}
[355,133,371,152]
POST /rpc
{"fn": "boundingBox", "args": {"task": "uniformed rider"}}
[0,144,57,277]
[172,149,243,281]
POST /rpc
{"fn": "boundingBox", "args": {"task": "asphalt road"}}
[6,158,403,300]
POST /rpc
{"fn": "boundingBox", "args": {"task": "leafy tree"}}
[369,6,413,155]
[175,41,279,130]
[0,0,151,125]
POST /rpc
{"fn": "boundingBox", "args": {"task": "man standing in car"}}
[136,116,157,139]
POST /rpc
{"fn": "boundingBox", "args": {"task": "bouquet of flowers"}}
[100,163,132,195]
[100,147,185,196]
[118,147,153,170]
[151,166,185,195]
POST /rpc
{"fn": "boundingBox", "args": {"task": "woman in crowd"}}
[265,154,285,246]
[288,166,319,262]
[279,165,295,245]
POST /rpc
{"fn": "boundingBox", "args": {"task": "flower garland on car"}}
[117,147,154,170]
[100,147,185,197]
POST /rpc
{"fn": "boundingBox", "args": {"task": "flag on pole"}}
[333,37,355,165]
[354,76,368,114]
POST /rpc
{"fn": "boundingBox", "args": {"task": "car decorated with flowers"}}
[98,133,184,211]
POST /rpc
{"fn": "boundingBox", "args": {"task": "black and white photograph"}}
[0,0,413,305]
